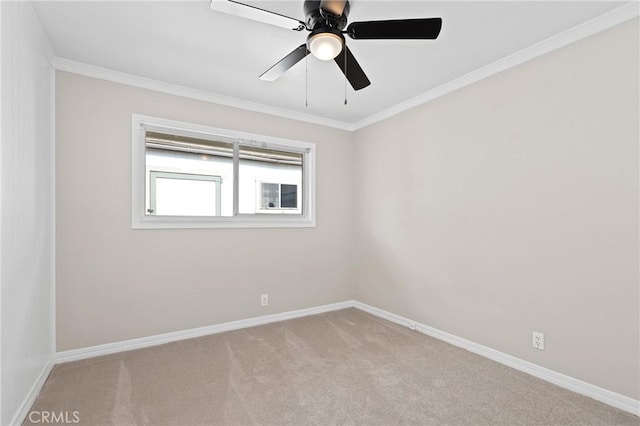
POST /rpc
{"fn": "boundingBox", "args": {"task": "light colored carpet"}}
[26,308,638,425]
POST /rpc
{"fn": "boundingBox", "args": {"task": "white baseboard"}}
[352,301,640,417]
[54,299,639,416]
[10,358,55,426]
[55,301,353,364]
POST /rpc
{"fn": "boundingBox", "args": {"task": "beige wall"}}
[56,72,354,351]
[353,19,639,400]
[57,19,639,401]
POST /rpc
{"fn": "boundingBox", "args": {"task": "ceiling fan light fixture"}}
[307,31,344,61]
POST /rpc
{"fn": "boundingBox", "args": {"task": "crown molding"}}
[17,1,55,63]
[51,57,356,131]
[351,2,640,131]
[48,3,637,133]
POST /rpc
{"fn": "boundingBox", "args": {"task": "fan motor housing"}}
[303,0,350,31]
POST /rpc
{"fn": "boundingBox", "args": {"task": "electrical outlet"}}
[532,331,544,350]
[408,322,417,331]
[260,294,269,307]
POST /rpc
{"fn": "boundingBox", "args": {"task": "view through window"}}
[132,115,315,228]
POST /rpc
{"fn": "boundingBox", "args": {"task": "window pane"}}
[261,183,280,208]
[280,184,298,208]
[145,132,233,216]
[239,146,302,215]
[154,176,219,216]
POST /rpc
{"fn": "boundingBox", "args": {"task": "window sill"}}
[132,215,316,229]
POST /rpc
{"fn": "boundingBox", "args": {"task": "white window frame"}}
[132,114,316,229]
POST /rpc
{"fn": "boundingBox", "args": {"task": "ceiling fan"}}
[210,0,442,91]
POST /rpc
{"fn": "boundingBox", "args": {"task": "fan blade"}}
[320,0,346,17]
[334,46,370,91]
[259,44,309,81]
[346,18,442,40]
[210,0,305,31]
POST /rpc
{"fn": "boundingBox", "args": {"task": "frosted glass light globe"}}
[308,32,343,61]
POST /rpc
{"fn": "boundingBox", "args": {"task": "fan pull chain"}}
[343,47,348,105]
[304,54,309,108]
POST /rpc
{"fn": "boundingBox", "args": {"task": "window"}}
[132,115,315,229]
[149,172,222,216]
[259,183,298,210]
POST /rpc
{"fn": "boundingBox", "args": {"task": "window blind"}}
[146,131,302,166]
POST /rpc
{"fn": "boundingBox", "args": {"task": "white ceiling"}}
[33,1,629,125]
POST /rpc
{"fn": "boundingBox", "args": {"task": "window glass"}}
[261,183,280,208]
[238,146,303,215]
[150,172,221,216]
[145,132,233,217]
[132,115,315,228]
[280,184,298,208]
